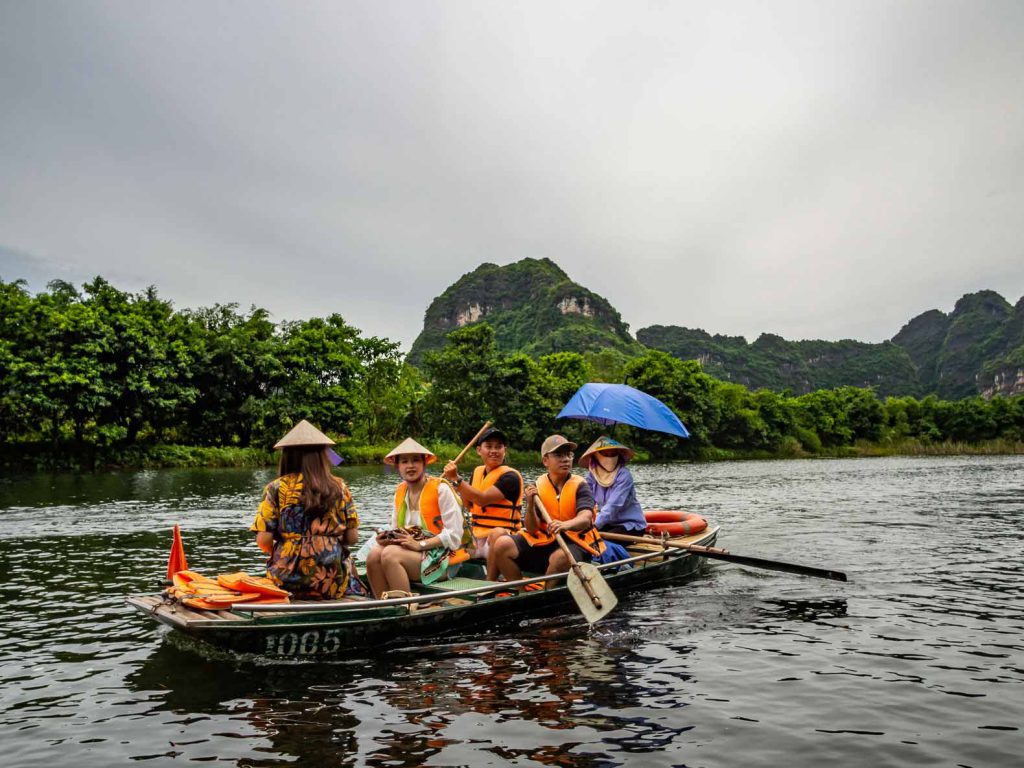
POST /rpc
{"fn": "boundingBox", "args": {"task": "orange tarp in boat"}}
[168,569,290,610]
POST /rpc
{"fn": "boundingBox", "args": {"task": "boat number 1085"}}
[264,629,343,656]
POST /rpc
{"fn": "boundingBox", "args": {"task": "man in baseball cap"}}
[489,434,604,588]
[443,425,523,574]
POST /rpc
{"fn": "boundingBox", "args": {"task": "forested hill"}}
[638,290,1024,399]
[635,328,920,397]
[409,257,1023,399]
[407,258,643,366]
[894,291,1024,399]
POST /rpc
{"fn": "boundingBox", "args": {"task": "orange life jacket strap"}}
[523,474,604,555]
[394,477,470,561]
[469,465,523,535]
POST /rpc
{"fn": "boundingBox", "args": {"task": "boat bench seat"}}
[420,576,503,595]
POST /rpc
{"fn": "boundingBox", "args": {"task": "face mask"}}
[594,452,619,472]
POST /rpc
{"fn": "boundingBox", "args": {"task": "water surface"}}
[1,456,1022,766]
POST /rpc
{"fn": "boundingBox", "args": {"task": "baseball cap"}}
[475,426,508,446]
[540,434,577,458]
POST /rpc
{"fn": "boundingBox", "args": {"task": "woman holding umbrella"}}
[579,436,648,535]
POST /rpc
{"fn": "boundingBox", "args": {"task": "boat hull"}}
[128,528,718,658]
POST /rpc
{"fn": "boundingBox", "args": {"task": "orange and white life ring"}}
[643,510,708,537]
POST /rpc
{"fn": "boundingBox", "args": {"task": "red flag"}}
[166,524,189,580]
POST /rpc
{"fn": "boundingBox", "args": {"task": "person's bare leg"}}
[491,536,523,585]
[485,529,510,580]
[365,547,387,598]
[545,549,570,590]
[380,546,421,594]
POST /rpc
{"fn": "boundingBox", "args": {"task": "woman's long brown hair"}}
[279,447,343,516]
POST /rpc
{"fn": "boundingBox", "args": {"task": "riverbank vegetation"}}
[2,278,1022,471]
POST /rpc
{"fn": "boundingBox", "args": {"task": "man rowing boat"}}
[489,434,604,587]
[442,426,523,578]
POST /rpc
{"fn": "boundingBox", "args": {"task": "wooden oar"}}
[450,421,492,465]
[532,495,618,624]
[602,531,848,582]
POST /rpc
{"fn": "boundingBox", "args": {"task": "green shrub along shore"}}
[4,438,1021,473]
[0,440,542,472]
[2,277,1023,473]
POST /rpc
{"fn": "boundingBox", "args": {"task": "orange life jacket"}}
[520,474,604,556]
[469,465,523,538]
[394,477,469,565]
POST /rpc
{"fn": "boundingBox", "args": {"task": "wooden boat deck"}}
[128,527,716,631]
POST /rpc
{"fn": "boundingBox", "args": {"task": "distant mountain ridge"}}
[407,258,642,365]
[893,290,1024,398]
[407,257,1024,398]
[639,290,1024,399]
[635,327,921,397]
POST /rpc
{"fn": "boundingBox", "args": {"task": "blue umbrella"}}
[557,383,690,438]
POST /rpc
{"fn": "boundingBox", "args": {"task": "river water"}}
[1,455,1022,767]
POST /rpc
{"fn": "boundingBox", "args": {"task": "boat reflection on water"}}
[125,638,363,763]
[126,620,703,766]
[365,622,701,765]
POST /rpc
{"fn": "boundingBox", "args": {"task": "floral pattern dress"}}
[250,472,362,599]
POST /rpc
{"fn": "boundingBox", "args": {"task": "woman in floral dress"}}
[251,420,363,599]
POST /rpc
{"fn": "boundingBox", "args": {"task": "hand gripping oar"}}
[532,495,618,624]
[601,531,848,582]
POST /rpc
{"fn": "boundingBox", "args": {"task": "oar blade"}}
[567,563,618,624]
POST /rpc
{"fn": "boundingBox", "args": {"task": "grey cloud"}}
[1,1,1022,350]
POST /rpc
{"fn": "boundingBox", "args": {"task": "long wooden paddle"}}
[450,421,493,465]
[601,531,848,582]
[532,494,618,624]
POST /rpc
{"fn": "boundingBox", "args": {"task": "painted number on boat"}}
[264,629,342,656]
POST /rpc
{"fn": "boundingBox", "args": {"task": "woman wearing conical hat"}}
[250,420,364,599]
[579,436,647,535]
[364,438,469,598]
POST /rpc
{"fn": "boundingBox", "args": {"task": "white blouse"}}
[389,479,464,553]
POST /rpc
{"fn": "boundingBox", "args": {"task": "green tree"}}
[83,279,197,444]
[538,352,591,406]
[750,389,800,450]
[422,324,500,442]
[21,281,115,446]
[491,352,560,447]
[621,351,716,457]
[795,389,851,447]
[0,279,33,441]
[713,382,771,450]
[836,386,886,442]
[272,314,363,442]
[183,304,282,446]
[354,336,422,443]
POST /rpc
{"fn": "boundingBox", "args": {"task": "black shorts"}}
[511,533,592,574]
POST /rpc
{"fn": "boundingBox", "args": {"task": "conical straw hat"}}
[579,435,636,466]
[273,419,335,449]
[384,437,437,465]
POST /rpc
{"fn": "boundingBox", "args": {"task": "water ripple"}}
[1,456,1023,765]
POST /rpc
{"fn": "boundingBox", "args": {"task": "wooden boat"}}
[127,525,719,658]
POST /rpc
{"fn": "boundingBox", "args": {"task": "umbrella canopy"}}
[556,383,690,438]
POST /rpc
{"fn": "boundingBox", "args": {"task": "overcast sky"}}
[2,1,1023,350]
